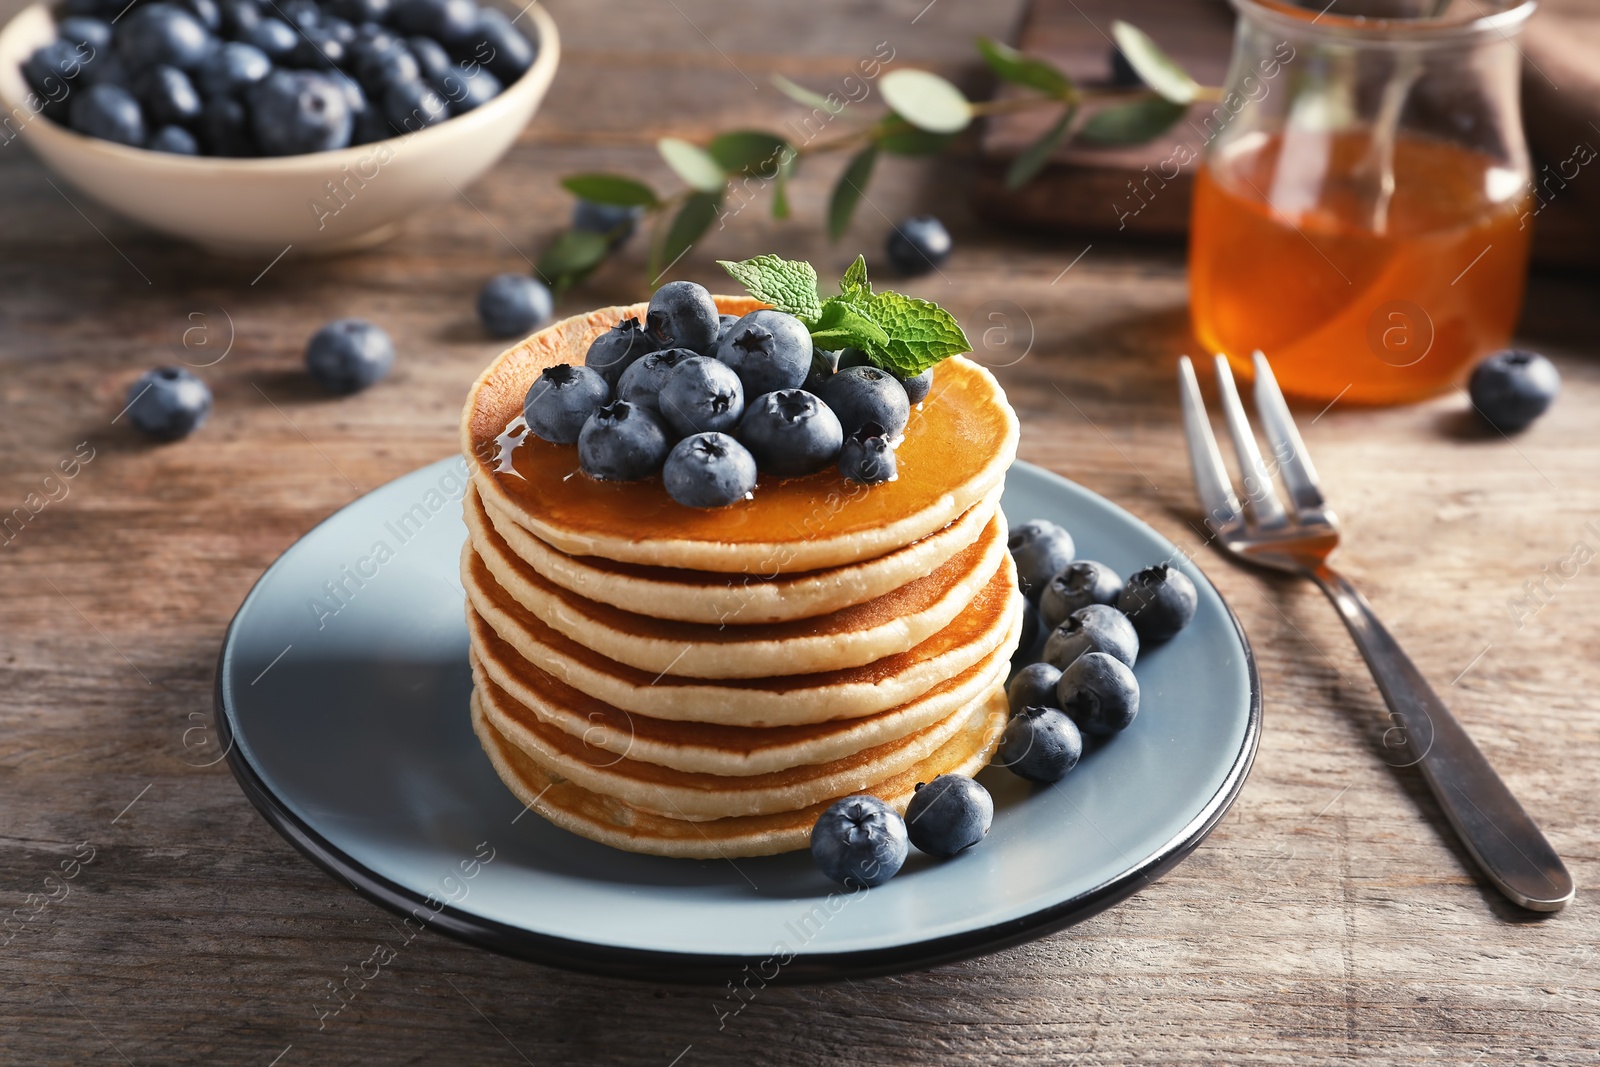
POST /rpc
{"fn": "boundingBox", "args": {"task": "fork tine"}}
[1212,355,1290,528]
[1251,350,1327,515]
[1177,356,1243,537]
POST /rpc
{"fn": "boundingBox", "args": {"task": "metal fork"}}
[1178,351,1573,912]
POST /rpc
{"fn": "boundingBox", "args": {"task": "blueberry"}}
[523,364,610,445]
[407,33,454,84]
[289,27,347,71]
[838,348,932,405]
[82,52,130,89]
[57,16,112,51]
[457,6,535,83]
[739,389,842,477]
[577,401,669,481]
[1057,651,1140,737]
[996,706,1081,784]
[1016,595,1040,661]
[278,0,321,29]
[1468,349,1560,433]
[250,70,351,154]
[658,356,745,437]
[323,17,358,44]
[218,0,262,37]
[715,309,814,398]
[716,313,739,340]
[305,318,393,394]
[819,364,910,439]
[148,123,199,152]
[197,41,272,97]
[116,3,212,71]
[178,0,222,32]
[125,367,211,441]
[1042,603,1139,670]
[662,432,758,509]
[434,64,500,111]
[200,94,254,155]
[381,77,449,133]
[646,280,720,356]
[837,423,896,484]
[1007,661,1061,715]
[617,348,694,413]
[803,348,839,394]
[23,40,90,119]
[572,200,642,249]
[1116,564,1197,643]
[134,65,201,127]
[69,83,145,146]
[244,17,299,61]
[476,273,553,338]
[351,35,417,87]
[583,316,655,388]
[390,0,478,44]
[1039,560,1124,631]
[1009,518,1075,601]
[809,795,908,888]
[885,215,951,276]
[325,0,390,23]
[904,774,992,858]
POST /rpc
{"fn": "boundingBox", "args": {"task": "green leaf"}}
[879,69,972,134]
[861,291,971,377]
[975,36,1073,97]
[717,255,824,321]
[839,255,870,298]
[771,167,790,219]
[536,229,610,291]
[652,192,722,281]
[875,119,956,157]
[771,73,844,115]
[1110,21,1199,105]
[657,138,726,194]
[827,146,878,241]
[707,130,792,178]
[560,173,659,208]
[1006,106,1076,189]
[809,297,891,353]
[1078,96,1187,145]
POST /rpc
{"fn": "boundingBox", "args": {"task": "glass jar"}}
[1188,0,1536,405]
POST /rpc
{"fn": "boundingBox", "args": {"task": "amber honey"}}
[1189,130,1531,404]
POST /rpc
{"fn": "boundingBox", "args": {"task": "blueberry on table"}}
[196,41,271,98]
[305,318,394,394]
[904,774,993,858]
[997,706,1082,783]
[477,273,553,338]
[1007,661,1061,715]
[390,0,479,44]
[583,316,655,388]
[1116,564,1197,643]
[126,367,211,441]
[116,3,212,71]
[715,309,813,396]
[572,200,643,249]
[646,280,720,356]
[837,422,896,485]
[1469,349,1559,433]
[523,364,610,445]
[739,389,843,478]
[57,16,112,51]
[810,795,908,888]
[617,348,695,413]
[1042,603,1139,670]
[1039,560,1125,631]
[243,16,298,60]
[69,83,146,147]
[460,6,536,83]
[819,364,910,439]
[663,432,758,509]
[134,64,202,127]
[1057,651,1140,737]
[1008,518,1075,601]
[148,124,199,153]
[885,215,952,276]
[381,78,449,134]
[658,356,745,437]
[577,401,670,482]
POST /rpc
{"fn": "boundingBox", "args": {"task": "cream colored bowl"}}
[0,1,558,255]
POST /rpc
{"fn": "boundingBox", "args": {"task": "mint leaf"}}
[718,255,824,321]
[859,291,971,376]
[809,297,890,352]
[839,255,870,299]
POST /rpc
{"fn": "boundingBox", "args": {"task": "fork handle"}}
[1309,564,1574,911]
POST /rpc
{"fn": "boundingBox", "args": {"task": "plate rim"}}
[214,457,1263,985]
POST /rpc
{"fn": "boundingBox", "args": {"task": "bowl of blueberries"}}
[0,0,558,254]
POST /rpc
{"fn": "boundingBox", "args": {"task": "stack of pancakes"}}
[459,296,1022,858]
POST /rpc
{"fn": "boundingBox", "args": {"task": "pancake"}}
[461,296,1020,574]
[470,683,1010,857]
[468,606,1018,775]
[463,542,1022,725]
[473,481,1003,625]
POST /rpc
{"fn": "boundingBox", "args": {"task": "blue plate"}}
[216,458,1260,983]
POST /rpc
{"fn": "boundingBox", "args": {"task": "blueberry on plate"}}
[57,16,112,51]
[904,774,993,858]
[523,363,609,445]
[996,706,1082,783]
[810,795,908,888]
[305,318,393,394]
[1116,563,1197,643]
[116,2,212,71]
[390,0,478,44]
[126,366,211,441]
[69,83,145,147]
[838,348,932,406]
[885,215,952,276]
[1057,651,1140,736]
[662,432,758,509]
[382,77,449,134]
[251,70,352,154]
[572,200,643,249]
[715,309,813,397]
[583,316,655,388]
[1039,560,1124,631]
[243,16,299,61]
[739,389,843,477]
[577,401,670,482]
[201,94,254,155]
[657,356,744,437]
[819,364,910,439]
[458,6,535,83]
[1007,661,1061,715]
[1008,518,1075,601]
[617,348,695,413]
[1042,603,1139,670]
[196,41,271,97]
[1468,349,1560,433]
[646,280,720,356]
[477,273,553,338]
[148,124,199,153]
[837,422,896,485]
[134,64,202,127]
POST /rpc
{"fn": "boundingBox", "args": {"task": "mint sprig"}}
[717,255,823,321]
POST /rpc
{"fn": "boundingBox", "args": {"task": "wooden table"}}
[2,1,1597,1062]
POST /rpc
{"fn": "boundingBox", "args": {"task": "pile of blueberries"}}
[808,517,1199,889]
[522,279,933,509]
[22,0,534,156]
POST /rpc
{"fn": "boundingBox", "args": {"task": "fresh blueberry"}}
[390,0,478,44]
[837,423,896,484]
[289,27,347,71]
[407,33,454,84]
[1016,595,1040,661]
[323,17,358,45]
[803,348,839,394]
[243,16,299,61]
[178,0,222,32]
[838,348,932,405]
[23,40,89,119]
[81,49,130,89]
[351,35,418,87]
[572,200,642,249]
[658,356,745,437]
[885,215,952,276]
[1008,519,1075,601]
[583,316,655,388]
[325,0,390,23]
[996,706,1082,783]
[1116,564,1197,643]
[434,63,500,110]
[904,774,992,858]
[617,348,694,413]
[523,364,610,445]
[57,16,112,51]
[1057,651,1140,737]
[646,280,720,356]
[662,432,758,509]
[200,94,254,155]
[278,0,321,29]
[457,6,535,83]
[196,41,272,97]
[477,273,553,338]
[305,318,393,394]
[577,401,670,481]
[819,364,910,439]
[1468,349,1560,433]
[1039,560,1124,631]
[116,3,212,71]
[809,795,908,888]
[69,83,145,146]
[250,70,351,154]
[218,0,262,37]
[715,309,812,396]
[126,367,212,441]
[1007,661,1061,715]
[1042,603,1139,670]
[381,77,449,133]
[134,65,201,127]
[739,389,843,477]
[716,313,739,340]
[148,123,199,152]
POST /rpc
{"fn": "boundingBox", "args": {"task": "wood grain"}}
[1,0,1597,1064]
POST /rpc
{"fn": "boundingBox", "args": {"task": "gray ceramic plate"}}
[216,457,1260,983]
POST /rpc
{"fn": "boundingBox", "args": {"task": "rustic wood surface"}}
[2,0,1598,1063]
